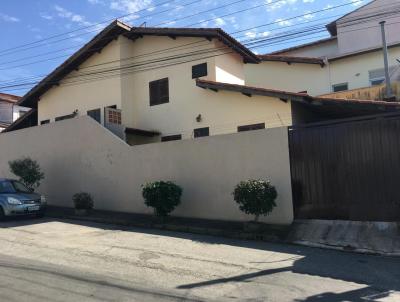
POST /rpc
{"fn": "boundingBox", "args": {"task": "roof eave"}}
[18,20,131,108]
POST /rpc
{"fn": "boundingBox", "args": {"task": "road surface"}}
[0,218,399,301]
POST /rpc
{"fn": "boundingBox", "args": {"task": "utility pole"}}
[379,21,393,100]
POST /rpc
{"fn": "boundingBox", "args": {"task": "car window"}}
[12,181,31,193]
[0,181,17,194]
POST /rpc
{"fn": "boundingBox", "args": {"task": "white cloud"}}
[351,0,364,6]
[276,18,292,26]
[54,5,92,27]
[110,0,152,13]
[0,13,20,23]
[40,13,53,20]
[266,0,297,11]
[214,18,226,26]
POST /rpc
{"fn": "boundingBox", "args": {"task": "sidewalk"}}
[46,206,290,242]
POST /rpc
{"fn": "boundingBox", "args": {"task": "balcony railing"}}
[319,82,400,101]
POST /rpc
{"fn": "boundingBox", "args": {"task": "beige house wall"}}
[245,62,329,96]
[38,39,124,125]
[277,39,339,58]
[245,46,400,95]
[37,35,292,141]
[0,117,293,225]
[329,47,400,91]
[337,0,400,54]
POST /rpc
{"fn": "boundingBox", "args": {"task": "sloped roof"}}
[258,54,325,66]
[196,79,400,112]
[0,93,21,104]
[18,22,260,109]
[326,0,379,36]
[124,27,260,63]
[18,20,131,109]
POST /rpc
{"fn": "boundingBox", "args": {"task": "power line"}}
[2,0,396,91]
[0,0,179,55]
[0,0,374,71]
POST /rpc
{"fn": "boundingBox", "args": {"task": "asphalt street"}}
[0,217,399,301]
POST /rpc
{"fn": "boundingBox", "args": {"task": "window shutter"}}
[150,78,169,106]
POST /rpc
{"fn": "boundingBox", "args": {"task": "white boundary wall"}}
[0,117,293,224]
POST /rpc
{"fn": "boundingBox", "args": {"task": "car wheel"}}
[0,207,5,221]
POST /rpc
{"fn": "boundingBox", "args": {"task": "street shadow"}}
[0,216,54,228]
[293,287,395,302]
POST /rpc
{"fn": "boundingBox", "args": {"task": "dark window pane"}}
[55,113,75,122]
[192,63,208,79]
[194,127,209,138]
[332,83,348,92]
[238,123,265,132]
[150,78,169,106]
[40,120,50,125]
[87,108,101,123]
[161,134,182,142]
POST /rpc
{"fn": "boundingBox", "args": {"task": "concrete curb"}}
[46,211,290,243]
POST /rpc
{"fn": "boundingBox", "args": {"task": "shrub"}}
[73,192,94,210]
[9,157,44,190]
[233,179,277,222]
[142,181,182,217]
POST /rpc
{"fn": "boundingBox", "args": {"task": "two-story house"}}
[245,0,400,98]
[6,6,400,143]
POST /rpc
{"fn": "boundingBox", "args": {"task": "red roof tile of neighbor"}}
[0,93,21,104]
[257,55,325,66]
[195,79,400,108]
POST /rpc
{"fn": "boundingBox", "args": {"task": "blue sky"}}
[0,0,368,96]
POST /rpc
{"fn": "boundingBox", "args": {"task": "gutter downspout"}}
[379,21,394,100]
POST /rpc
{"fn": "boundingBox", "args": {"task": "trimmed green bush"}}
[9,157,44,190]
[233,179,277,222]
[73,192,94,210]
[142,181,182,217]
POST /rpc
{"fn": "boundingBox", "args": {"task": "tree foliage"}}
[142,181,182,217]
[9,157,44,190]
[233,179,277,222]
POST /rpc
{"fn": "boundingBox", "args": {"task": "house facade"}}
[6,0,400,143]
[0,93,29,132]
[245,0,400,96]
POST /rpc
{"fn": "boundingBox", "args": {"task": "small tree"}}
[233,179,277,222]
[72,192,94,210]
[9,157,44,190]
[142,181,182,218]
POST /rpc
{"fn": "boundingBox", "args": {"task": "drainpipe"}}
[379,21,393,100]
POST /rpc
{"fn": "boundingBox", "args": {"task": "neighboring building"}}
[6,2,400,144]
[245,0,400,97]
[0,93,29,132]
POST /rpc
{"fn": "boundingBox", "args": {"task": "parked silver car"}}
[0,178,46,220]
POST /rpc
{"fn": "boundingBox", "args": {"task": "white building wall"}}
[0,117,294,225]
[38,38,124,125]
[337,0,400,54]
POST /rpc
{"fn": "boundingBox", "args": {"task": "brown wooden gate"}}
[289,113,400,221]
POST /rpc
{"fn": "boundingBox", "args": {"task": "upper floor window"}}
[238,123,265,132]
[149,78,169,106]
[194,127,209,138]
[192,63,208,79]
[332,83,348,92]
[368,67,396,86]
